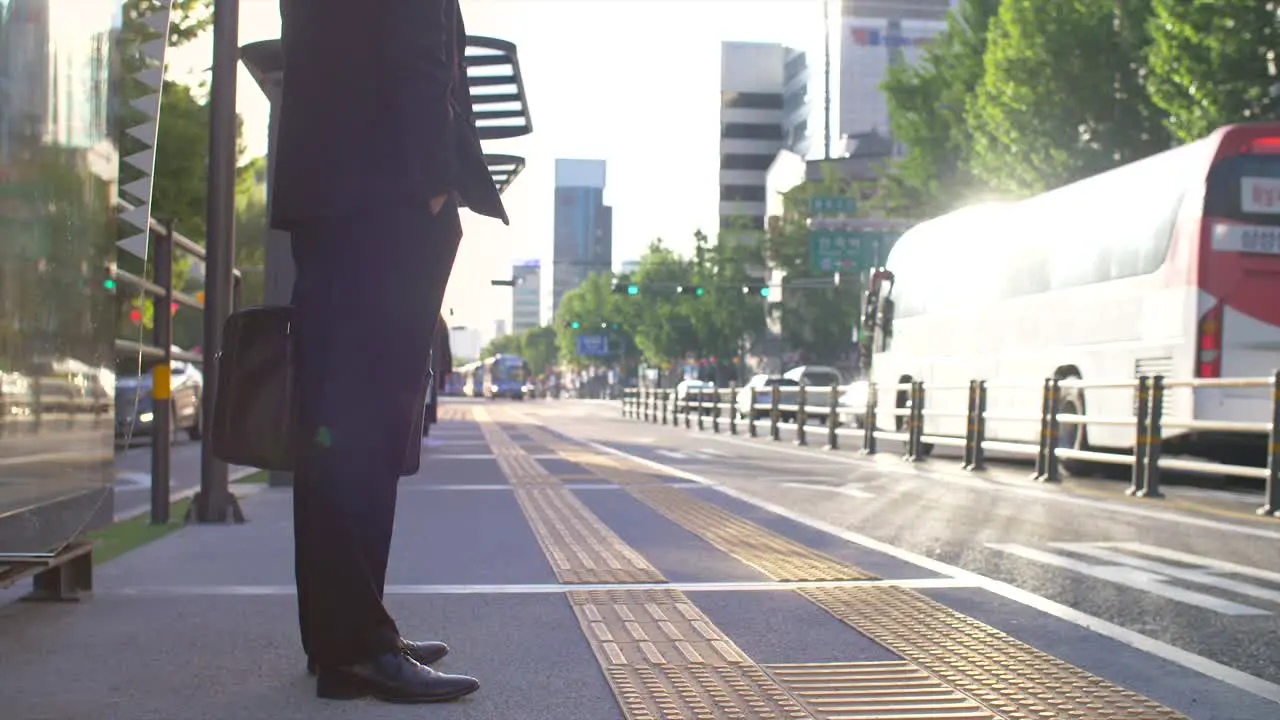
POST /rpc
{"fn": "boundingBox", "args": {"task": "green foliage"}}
[878,0,1001,216]
[1146,0,1280,144]
[967,0,1169,194]
[765,180,862,364]
[555,272,633,368]
[481,333,523,359]
[521,325,560,376]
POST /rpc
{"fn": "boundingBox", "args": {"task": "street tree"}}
[687,231,767,380]
[878,0,1001,217]
[520,325,560,376]
[627,241,698,366]
[968,0,1168,194]
[1147,0,1280,144]
[481,333,523,359]
[555,271,629,368]
[765,179,862,365]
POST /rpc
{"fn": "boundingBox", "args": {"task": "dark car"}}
[115,353,204,443]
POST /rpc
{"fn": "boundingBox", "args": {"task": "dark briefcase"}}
[210,305,427,475]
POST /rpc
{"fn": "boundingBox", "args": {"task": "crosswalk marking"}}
[782,481,875,499]
[987,541,1275,616]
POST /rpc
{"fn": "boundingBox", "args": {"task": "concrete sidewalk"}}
[0,407,1270,720]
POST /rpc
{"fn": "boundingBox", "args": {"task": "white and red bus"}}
[867,123,1280,470]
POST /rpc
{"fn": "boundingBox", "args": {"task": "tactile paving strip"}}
[569,588,815,720]
[476,410,665,584]
[511,416,1191,720]
[802,586,1189,720]
[766,661,996,719]
[518,424,873,582]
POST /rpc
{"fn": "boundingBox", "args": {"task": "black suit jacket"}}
[432,314,452,390]
[271,0,508,230]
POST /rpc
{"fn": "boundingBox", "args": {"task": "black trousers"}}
[289,202,462,666]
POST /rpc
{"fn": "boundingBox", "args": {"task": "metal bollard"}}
[826,382,838,450]
[729,384,738,435]
[770,384,781,441]
[621,390,628,417]
[1140,375,1165,498]
[861,382,878,455]
[697,390,706,431]
[1032,378,1052,480]
[661,390,669,425]
[1128,376,1150,496]
[795,385,808,446]
[968,381,988,471]
[1258,369,1280,517]
[684,392,692,429]
[1041,378,1062,483]
[748,389,758,437]
[712,387,721,433]
[962,380,978,469]
[904,381,925,462]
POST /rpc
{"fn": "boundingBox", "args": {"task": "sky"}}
[171,0,822,340]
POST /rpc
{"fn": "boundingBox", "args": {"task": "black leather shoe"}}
[316,652,479,703]
[307,638,449,675]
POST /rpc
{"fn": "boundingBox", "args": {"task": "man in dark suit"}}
[272,0,506,703]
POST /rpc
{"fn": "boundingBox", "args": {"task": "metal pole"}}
[196,0,242,523]
[1140,375,1165,498]
[825,382,838,450]
[795,385,808,446]
[150,223,174,525]
[822,0,832,160]
[1258,370,1280,517]
[1128,376,1150,497]
[1043,378,1062,483]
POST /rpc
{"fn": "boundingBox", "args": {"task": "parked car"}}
[115,351,204,442]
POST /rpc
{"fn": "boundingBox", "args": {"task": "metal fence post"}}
[962,380,978,469]
[697,390,706,431]
[149,221,175,525]
[748,389,758,437]
[684,391,692,429]
[905,381,925,462]
[729,384,738,435]
[826,382,838,450]
[1032,378,1052,480]
[661,390,669,425]
[621,389,628,417]
[1128,376,1150,497]
[1140,375,1165,498]
[969,380,987,471]
[862,382,877,455]
[1042,378,1062,483]
[712,387,721,433]
[1258,369,1280,517]
[770,384,781,441]
[795,385,808,446]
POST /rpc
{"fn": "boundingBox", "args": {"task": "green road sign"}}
[808,229,894,273]
[809,195,857,216]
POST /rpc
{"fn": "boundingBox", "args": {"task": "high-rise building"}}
[829,0,951,154]
[552,159,612,315]
[449,326,484,361]
[719,42,788,236]
[511,259,541,333]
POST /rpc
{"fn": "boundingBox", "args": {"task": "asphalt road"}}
[514,398,1280,689]
[114,438,254,520]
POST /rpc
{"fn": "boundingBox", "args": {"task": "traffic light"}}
[612,275,639,296]
[743,284,770,297]
[564,320,582,330]
[103,278,116,291]
[677,285,705,297]
[128,308,142,324]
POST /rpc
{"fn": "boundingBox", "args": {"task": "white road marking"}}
[781,481,876,498]
[581,436,1280,705]
[108,576,977,597]
[700,447,730,457]
[699,431,1280,541]
[1094,542,1280,586]
[1051,542,1280,606]
[986,543,1270,616]
[656,449,689,460]
[114,471,152,487]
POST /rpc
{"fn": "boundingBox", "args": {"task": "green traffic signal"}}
[103,278,116,290]
[627,285,638,295]
[570,321,581,330]
[695,287,705,296]
[758,286,770,297]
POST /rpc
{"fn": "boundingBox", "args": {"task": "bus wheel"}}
[1055,397,1091,476]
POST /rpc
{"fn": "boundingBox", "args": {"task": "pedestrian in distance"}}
[272,0,507,704]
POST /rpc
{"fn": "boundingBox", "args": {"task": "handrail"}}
[620,371,1280,518]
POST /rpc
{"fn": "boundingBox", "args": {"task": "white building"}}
[449,326,483,362]
[719,41,788,236]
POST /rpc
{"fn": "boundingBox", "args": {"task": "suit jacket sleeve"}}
[435,319,452,390]
[375,0,457,198]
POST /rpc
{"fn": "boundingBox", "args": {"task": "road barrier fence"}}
[621,373,1280,518]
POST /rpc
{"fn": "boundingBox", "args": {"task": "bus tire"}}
[1056,396,1092,476]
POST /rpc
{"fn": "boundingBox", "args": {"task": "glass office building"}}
[0,0,119,555]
